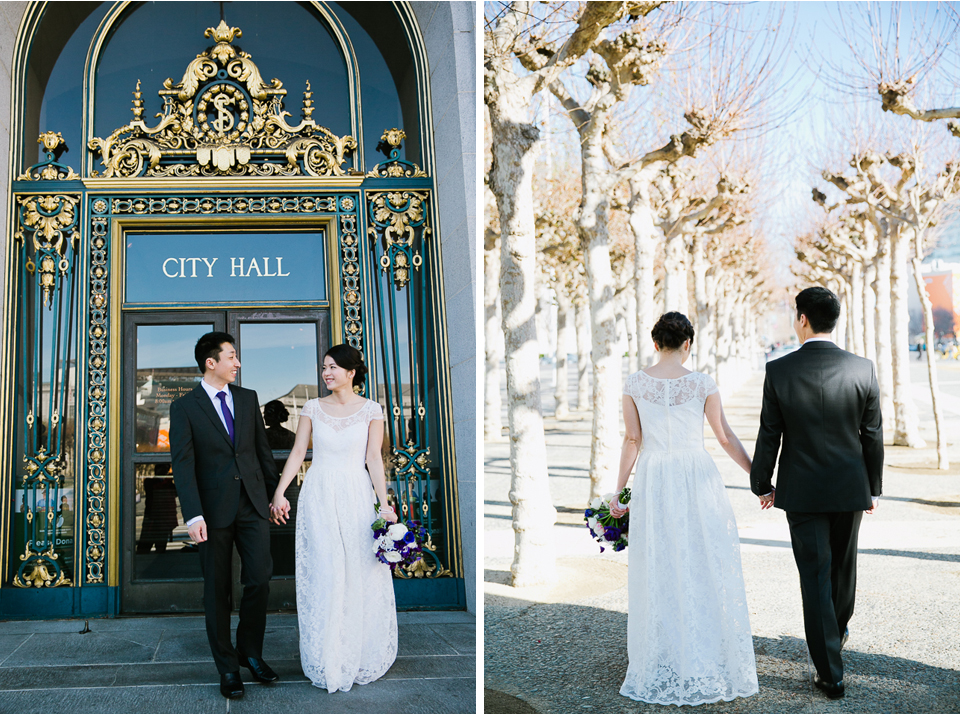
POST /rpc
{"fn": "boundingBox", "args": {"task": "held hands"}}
[188,519,208,544]
[759,488,775,510]
[270,493,291,525]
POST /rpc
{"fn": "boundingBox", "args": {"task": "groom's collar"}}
[800,337,837,349]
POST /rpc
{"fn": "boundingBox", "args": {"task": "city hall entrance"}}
[121,309,329,612]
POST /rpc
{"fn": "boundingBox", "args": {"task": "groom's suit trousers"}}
[198,481,273,674]
[786,510,862,685]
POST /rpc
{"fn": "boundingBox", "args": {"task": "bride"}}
[609,312,759,705]
[269,344,398,692]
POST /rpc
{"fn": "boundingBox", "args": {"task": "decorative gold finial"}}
[382,129,406,148]
[132,80,143,120]
[303,81,314,120]
[205,20,241,44]
[38,132,65,154]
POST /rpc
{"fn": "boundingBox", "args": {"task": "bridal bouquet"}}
[371,514,428,571]
[583,488,631,552]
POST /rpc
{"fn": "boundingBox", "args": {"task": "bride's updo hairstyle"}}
[324,344,368,387]
[651,312,695,351]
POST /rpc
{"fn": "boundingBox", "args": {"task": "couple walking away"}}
[170,332,398,699]
[610,286,883,705]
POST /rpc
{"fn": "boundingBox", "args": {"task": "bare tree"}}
[485,0,638,586]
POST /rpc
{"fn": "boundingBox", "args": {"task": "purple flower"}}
[604,526,621,541]
[403,532,416,544]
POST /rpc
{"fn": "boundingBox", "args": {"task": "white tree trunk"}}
[487,65,556,587]
[691,235,715,374]
[849,263,865,356]
[629,190,658,370]
[912,251,948,468]
[663,234,687,312]
[555,286,573,419]
[575,297,591,409]
[835,280,848,351]
[889,225,925,447]
[483,231,504,440]
[873,235,894,418]
[579,171,621,499]
[625,283,637,367]
[863,261,877,364]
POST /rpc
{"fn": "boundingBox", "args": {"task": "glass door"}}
[121,312,224,612]
[229,310,329,610]
[121,310,328,613]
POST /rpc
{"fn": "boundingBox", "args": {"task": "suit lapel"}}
[229,384,243,445]
[192,384,234,448]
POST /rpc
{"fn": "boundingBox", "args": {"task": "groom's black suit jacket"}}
[170,383,278,529]
[750,341,883,512]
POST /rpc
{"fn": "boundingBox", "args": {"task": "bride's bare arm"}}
[704,391,752,473]
[365,417,397,522]
[270,414,313,522]
[610,396,642,517]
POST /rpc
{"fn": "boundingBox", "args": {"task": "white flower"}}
[602,493,616,505]
[384,550,403,563]
[587,517,598,529]
[622,533,629,543]
[589,497,603,510]
[592,524,605,537]
[387,523,409,540]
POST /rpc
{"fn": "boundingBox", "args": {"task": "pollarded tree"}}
[820,151,925,447]
[486,1,635,587]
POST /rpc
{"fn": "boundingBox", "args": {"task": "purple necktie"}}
[216,391,235,443]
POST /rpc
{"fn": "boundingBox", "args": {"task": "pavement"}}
[0,610,475,714]
[484,356,960,713]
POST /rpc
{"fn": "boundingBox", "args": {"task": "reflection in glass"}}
[238,322,319,435]
[135,324,212,452]
[238,322,320,578]
[133,463,200,581]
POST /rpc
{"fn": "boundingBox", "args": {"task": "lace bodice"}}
[300,399,383,467]
[623,370,718,453]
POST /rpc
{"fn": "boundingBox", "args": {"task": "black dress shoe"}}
[841,627,850,650]
[814,674,845,699]
[220,672,244,699]
[240,656,279,683]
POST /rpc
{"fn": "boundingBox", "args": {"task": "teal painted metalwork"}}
[12,184,80,588]
[366,186,450,580]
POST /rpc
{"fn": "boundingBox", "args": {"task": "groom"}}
[750,287,883,700]
[170,332,283,699]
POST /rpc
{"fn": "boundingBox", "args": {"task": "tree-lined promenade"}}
[485,1,960,588]
[484,359,960,712]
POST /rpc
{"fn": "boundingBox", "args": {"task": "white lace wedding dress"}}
[620,370,758,706]
[295,398,398,692]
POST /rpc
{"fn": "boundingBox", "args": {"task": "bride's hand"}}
[609,501,628,518]
[379,505,398,524]
[271,494,290,524]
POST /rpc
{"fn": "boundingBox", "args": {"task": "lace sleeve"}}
[701,373,719,398]
[300,399,317,419]
[367,400,385,423]
[623,372,641,399]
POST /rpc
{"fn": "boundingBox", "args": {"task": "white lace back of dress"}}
[623,371,719,453]
[623,370,717,407]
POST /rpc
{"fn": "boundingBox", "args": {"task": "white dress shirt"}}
[185,380,236,527]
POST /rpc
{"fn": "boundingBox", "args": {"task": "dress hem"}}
[619,686,759,707]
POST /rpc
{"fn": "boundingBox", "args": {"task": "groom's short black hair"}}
[796,287,840,334]
[195,331,236,373]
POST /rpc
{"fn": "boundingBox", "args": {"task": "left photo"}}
[0,2,476,712]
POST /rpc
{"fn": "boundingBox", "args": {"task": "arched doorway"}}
[1,1,465,616]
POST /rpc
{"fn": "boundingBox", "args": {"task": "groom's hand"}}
[188,519,207,543]
[759,489,775,510]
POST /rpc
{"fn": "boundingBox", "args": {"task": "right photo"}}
[483,2,960,712]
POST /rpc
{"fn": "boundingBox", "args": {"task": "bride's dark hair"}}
[324,344,368,387]
[651,312,695,351]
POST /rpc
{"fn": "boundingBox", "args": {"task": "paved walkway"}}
[485,360,960,713]
[0,610,475,713]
